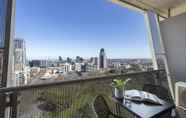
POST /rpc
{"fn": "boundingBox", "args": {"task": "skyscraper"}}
[14,38,26,70]
[14,38,27,85]
[90,57,98,65]
[98,48,107,69]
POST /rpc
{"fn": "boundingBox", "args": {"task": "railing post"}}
[115,102,121,116]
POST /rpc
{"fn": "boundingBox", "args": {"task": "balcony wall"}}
[0,70,172,118]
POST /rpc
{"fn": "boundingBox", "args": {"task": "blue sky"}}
[15,0,151,59]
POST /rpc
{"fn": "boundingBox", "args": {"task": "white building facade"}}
[14,38,28,85]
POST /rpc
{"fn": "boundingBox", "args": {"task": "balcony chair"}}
[93,95,124,118]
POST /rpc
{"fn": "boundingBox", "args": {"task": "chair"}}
[93,95,124,118]
[142,84,172,102]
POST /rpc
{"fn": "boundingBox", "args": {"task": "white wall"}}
[160,13,186,82]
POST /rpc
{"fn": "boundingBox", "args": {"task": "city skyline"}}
[15,0,151,59]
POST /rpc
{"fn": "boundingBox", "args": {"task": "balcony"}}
[0,70,176,118]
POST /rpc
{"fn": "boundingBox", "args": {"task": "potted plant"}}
[112,78,131,99]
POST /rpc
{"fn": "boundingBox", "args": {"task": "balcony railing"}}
[0,70,172,118]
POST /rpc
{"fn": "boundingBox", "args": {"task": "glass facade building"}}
[14,38,26,71]
[99,48,107,69]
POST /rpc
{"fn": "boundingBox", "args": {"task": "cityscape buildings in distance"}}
[13,38,153,86]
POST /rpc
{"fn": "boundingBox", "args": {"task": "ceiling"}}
[111,0,186,18]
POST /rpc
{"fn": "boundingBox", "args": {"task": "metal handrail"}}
[0,69,166,118]
[0,69,164,93]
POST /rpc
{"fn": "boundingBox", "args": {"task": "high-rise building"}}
[90,57,98,65]
[14,38,27,85]
[67,57,72,63]
[14,38,26,71]
[76,56,83,63]
[98,48,107,69]
[30,60,48,68]
[58,56,63,62]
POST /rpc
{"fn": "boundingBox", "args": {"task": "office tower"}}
[76,56,83,63]
[98,48,107,69]
[58,56,63,62]
[67,57,72,63]
[30,60,40,67]
[39,60,48,68]
[14,38,27,85]
[47,59,58,67]
[90,57,98,65]
[14,38,26,70]
[31,60,48,68]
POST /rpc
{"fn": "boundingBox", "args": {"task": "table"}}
[112,92,175,118]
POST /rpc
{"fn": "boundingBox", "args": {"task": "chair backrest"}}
[142,84,171,101]
[93,95,111,118]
